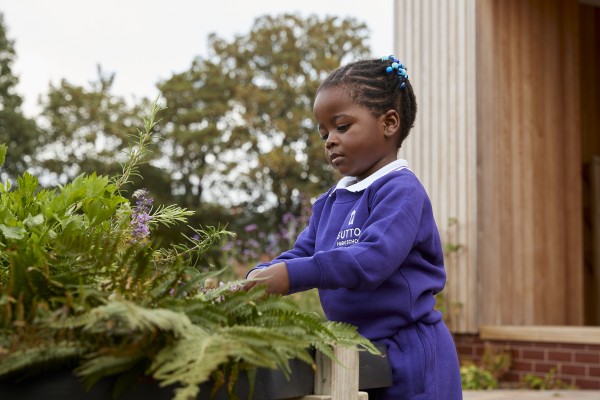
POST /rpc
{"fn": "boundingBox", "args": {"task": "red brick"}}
[558,343,588,350]
[522,349,546,360]
[508,341,534,348]
[561,364,586,376]
[456,344,475,356]
[511,361,533,372]
[575,378,600,390]
[574,352,600,364]
[534,342,559,349]
[507,348,519,359]
[564,376,576,386]
[475,346,486,356]
[589,366,600,377]
[548,350,573,362]
[533,362,557,374]
[504,372,521,383]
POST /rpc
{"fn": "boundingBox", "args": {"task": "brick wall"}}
[454,333,600,389]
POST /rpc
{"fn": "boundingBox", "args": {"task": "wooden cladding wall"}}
[581,3,600,325]
[394,0,478,332]
[476,0,583,326]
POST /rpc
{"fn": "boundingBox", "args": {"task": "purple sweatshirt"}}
[253,160,444,338]
[250,160,463,399]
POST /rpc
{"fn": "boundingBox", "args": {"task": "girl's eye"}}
[320,133,329,141]
[337,124,349,132]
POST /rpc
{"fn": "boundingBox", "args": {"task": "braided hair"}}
[316,57,417,148]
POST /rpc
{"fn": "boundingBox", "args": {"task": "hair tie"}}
[381,54,408,89]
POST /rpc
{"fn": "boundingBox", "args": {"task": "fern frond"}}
[76,354,146,390]
[0,343,84,377]
[58,300,193,338]
[149,326,229,393]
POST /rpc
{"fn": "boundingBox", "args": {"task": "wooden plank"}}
[297,393,368,400]
[476,0,501,326]
[313,346,359,398]
[475,0,582,327]
[593,157,600,323]
[561,0,583,325]
[480,325,600,345]
[395,0,479,333]
[294,346,368,400]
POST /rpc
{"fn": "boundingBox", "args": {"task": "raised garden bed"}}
[0,345,391,400]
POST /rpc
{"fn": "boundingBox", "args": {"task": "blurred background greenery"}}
[0,11,373,316]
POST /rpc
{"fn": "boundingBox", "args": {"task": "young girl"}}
[243,56,463,400]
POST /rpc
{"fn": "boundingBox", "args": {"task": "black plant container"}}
[0,358,314,400]
[0,345,391,400]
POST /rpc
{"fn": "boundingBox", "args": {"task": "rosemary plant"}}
[0,101,376,400]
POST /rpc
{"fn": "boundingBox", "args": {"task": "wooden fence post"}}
[295,345,368,400]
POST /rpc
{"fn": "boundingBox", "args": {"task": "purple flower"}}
[282,212,294,224]
[130,189,153,241]
[244,224,258,232]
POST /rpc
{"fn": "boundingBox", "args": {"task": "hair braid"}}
[317,58,417,148]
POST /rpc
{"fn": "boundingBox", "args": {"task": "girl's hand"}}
[242,262,290,294]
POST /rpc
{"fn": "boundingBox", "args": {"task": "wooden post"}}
[592,157,600,323]
[295,346,368,400]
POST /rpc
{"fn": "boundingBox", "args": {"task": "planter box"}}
[0,357,314,400]
[0,345,391,400]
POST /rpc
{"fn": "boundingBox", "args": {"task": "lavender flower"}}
[244,224,258,232]
[130,189,153,241]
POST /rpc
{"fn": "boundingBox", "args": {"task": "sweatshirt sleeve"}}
[286,174,435,292]
[245,193,327,278]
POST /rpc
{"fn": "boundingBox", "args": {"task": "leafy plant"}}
[522,368,577,390]
[460,364,498,390]
[480,344,512,381]
[460,345,511,390]
[0,101,377,400]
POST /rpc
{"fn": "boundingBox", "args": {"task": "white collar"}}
[334,159,409,193]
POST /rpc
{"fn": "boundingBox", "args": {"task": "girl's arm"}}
[286,175,442,293]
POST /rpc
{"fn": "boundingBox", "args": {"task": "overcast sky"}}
[1,0,394,117]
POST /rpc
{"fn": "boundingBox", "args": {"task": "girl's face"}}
[313,86,399,181]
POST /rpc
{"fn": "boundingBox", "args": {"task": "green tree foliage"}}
[36,71,195,246]
[38,66,145,183]
[7,13,372,252]
[157,58,236,212]
[0,13,39,181]
[159,14,371,225]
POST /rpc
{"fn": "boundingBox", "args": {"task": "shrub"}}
[522,368,577,390]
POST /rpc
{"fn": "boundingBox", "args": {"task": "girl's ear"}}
[382,110,401,138]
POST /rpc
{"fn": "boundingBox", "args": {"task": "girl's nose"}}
[325,132,337,148]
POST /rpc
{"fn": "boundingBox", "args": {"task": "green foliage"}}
[38,66,145,184]
[460,364,498,390]
[158,13,370,226]
[0,14,39,181]
[522,368,577,390]
[460,345,511,390]
[0,102,376,399]
[480,344,512,380]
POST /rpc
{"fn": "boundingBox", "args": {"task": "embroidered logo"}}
[348,210,356,225]
[336,209,360,247]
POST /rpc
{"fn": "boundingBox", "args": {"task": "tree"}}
[38,66,144,183]
[37,69,189,244]
[0,13,39,181]
[159,14,370,227]
[157,58,237,212]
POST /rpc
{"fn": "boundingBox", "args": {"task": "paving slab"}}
[463,390,600,400]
